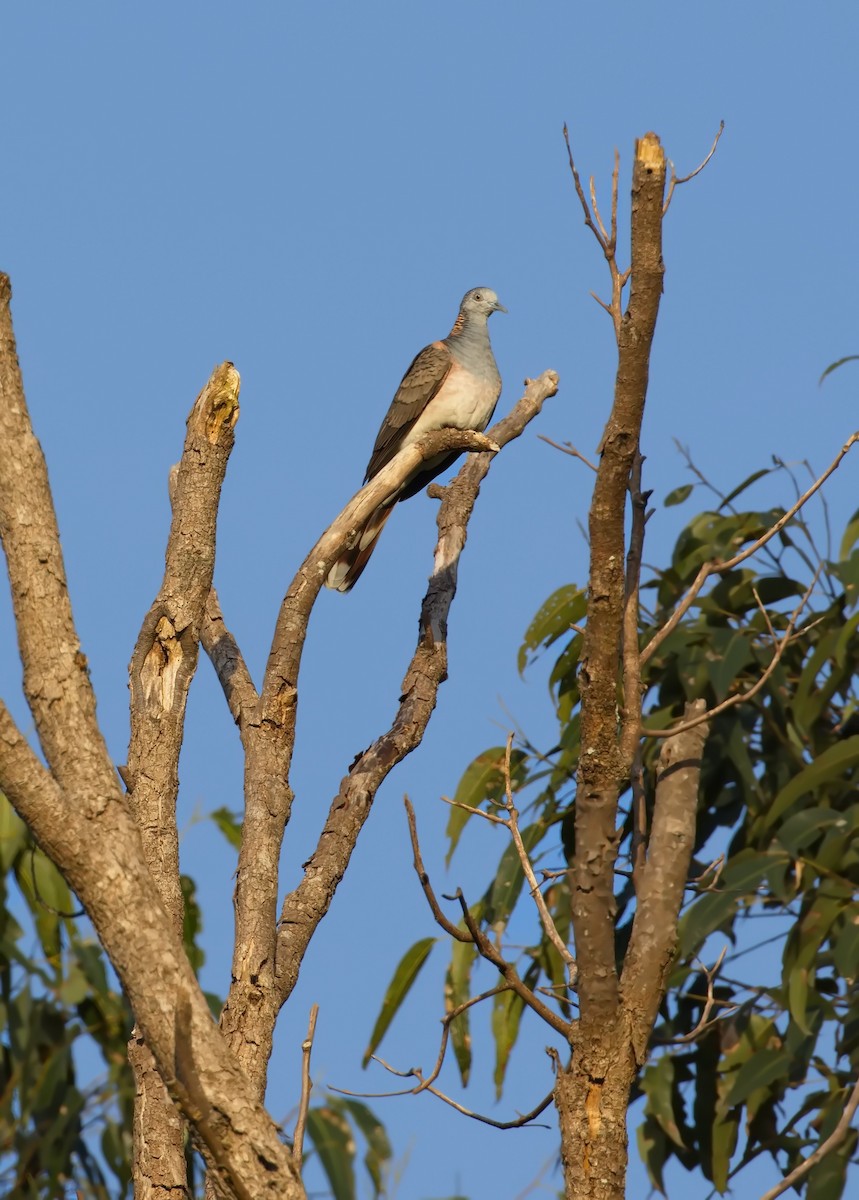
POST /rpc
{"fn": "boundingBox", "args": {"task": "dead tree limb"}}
[0,273,304,1200]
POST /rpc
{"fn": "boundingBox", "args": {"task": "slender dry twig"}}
[620,453,649,771]
[417,985,509,1093]
[335,1057,555,1131]
[564,124,608,252]
[590,174,609,244]
[454,890,570,1037]
[663,948,734,1044]
[644,565,821,738]
[663,120,725,214]
[643,434,859,667]
[405,797,472,942]
[405,798,571,1038]
[538,434,598,472]
[500,736,577,986]
[440,795,508,826]
[292,1003,319,1171]
[629,744,647,893]
[563,127,626,341]
[438,740,577,989]
[689,855,726,894]
[758,1076,859,1200]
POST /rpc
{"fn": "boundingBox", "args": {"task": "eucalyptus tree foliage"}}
[372,457,859,1200]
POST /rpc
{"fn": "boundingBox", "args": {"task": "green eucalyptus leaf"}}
[306,1105,356,1200]
[363,937,436,1066]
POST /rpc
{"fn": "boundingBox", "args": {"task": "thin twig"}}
[538,434,598,472]
[564,124,607,251]
[291,1003,319,1171]
[642,433,858,667]
[630,745,647,893]
[590,175,609,244]
[337,1057,555,1130]
[620,453,649,770]
[644,565,821,738]
[440,794,508,826]
[758,1076,859,1200]
[610,149,620,252]
[416,985,509,1093]
[405,797,471,942]
[663,121,725,214]
[664,948,732,1044]
[405,799,570,1037]
[500,735,577,987]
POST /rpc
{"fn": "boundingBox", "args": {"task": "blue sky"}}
[1,4,857,1198]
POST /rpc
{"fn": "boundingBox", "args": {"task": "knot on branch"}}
[190,361,241,445]
[140,616,182,712]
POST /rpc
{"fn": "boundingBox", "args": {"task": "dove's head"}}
[460,287,507,320]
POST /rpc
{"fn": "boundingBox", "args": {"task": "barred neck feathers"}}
[447,304,491,346]
[443,286,505,374]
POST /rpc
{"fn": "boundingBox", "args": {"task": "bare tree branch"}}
[404,795,570,1039]
[622,700,710,1063]
[758,1076,859,1200]
[123,363,241,1195]
[538,434,598,472]
[292,1003,319,1172]
[573,133,666,1032]
[220,423,505,1094]
[202,587,259,742]
[0,274,304,1199]
[619,452,649,771]
[661,947,734,1045]
[217,372,559,1097]
[644,565,821,738]
[336,1055,555,1131]
[501,736,577,986]
[663,120,725,214]
[642,433,859,667]
[557,132,667,1200]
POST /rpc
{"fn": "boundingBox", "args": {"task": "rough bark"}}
[559,703,708,1199]
[573,133,666,1026]
[214,372,561,1094]
[123,362,240,1196]
[564,134,669,1199]
[0,274,304,1200]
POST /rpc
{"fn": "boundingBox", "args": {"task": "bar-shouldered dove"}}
[326,286,506,592]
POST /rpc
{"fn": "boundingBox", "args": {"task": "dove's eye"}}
[474,292,482,301]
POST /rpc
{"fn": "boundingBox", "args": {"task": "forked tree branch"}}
[757,1075,859,1200]
[642,432,859,667]
[123,362,241,1196]
[218,424,504,1095]
[621,699,710,1063]
[404,797,570,1039]
[572,133,666,1031]
[0,274,304,1199]
[643,566,821,739]
[663,121,725,214]
[271,374,560,1011]
[441,736,577,986]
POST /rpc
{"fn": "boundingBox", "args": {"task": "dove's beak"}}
[493,300,508,314]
